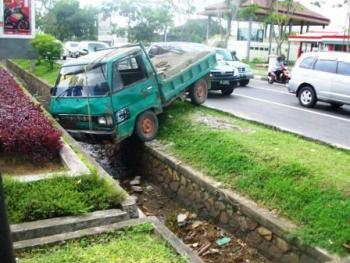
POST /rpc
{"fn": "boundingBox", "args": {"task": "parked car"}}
[288,52,350,108]
[215,48,253,87]
[63,41,80,59]
[148,42,251,96]
[77,41,109,56]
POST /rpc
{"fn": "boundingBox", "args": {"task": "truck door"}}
[332,61,350,103]
[111,52,160,140]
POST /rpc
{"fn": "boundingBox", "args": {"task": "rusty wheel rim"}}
[196,83,206,99]
[142,117,154,135]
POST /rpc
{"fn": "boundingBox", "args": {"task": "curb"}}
[14,217,203,263]
[11,209,128,242]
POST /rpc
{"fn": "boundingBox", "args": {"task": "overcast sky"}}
[80,0,349,31]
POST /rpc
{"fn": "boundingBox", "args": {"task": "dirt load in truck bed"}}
[151,50,212,79]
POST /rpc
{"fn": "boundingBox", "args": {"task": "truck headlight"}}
[98,117,107,125]
[233,70,239,76]
[97,116,113,126]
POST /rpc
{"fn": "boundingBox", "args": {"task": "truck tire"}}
[221,87,234,96]
[135,111,159,142]
[240,80,250,87]
[190,78,208,105]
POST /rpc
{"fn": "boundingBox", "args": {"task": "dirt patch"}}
[123,179,268,263]
[0,154,64,176]
[193,113,256,134]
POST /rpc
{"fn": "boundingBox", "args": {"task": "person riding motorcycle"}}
[272,55,286,81]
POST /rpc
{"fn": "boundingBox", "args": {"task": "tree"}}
[223,0,241,48]
[238,3,259,61]
[266,0,299,55]
[168,19,223,43]
[101,0,173,43]
[31,34,63,70]
[41,0,98,41]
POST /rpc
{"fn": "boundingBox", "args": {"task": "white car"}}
[288,52,350,108]
[77,41,109,56]
[63,41,80,59]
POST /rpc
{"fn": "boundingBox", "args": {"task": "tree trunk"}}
[224,15,232,48]
[246,18,253,62]
[268,23,274,55]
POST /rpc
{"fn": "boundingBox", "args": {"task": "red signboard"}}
[1,0,34,38]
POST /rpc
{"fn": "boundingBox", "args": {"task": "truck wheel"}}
[240,80,250,87]
[135,111,159,142]
[190,78,208,105]
[221,87,234,96]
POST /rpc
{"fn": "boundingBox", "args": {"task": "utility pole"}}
[0,174,15,263]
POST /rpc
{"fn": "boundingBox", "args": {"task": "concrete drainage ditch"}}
[7,60,341,262]
[89,138,336,263]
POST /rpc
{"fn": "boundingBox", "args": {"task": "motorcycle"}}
[268,66,290,85]
[4,7,30,32]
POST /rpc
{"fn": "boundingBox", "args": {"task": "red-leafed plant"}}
[0,69,62,162]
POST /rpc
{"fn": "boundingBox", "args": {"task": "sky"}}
[80,0,349,31]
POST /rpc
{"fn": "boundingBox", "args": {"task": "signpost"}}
[0,175,15,263]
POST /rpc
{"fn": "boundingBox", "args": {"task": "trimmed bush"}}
[0,69,61,162]
[4,175,126,224]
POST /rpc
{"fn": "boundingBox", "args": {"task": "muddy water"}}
[80,140,268,263]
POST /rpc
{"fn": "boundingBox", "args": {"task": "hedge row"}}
[0,69,61,162]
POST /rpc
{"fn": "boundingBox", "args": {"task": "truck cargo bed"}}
[151,50,212,79]
[150,50,216,104]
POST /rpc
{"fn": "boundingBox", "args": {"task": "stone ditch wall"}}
[138,143,337,263]
[6,60,51,109]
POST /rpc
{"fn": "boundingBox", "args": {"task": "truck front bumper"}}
[239,73,254,81]
[210,76,240,90]
[67,129,116,142]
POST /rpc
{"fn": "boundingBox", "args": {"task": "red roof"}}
[199,0,330,26]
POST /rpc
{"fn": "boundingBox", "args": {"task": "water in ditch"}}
[80,140,268,263]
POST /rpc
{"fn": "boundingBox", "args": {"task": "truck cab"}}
[50,44,216,143]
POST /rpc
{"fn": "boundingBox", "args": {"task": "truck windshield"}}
[53,64,109,97]
[216,50,236,62]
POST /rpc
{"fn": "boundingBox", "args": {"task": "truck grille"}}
[211,72,233,78]
[238,67,245,73]
[58,115,92,122]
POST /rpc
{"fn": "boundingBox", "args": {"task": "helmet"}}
[277,54,286,62]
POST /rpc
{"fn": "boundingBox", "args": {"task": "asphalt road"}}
[205,79,350,150]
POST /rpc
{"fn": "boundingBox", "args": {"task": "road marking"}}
[246,86,294,96]
[234,94,350,123]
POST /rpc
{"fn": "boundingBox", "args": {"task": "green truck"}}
[50,44,216,142]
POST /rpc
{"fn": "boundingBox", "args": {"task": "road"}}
[205,79,350,150]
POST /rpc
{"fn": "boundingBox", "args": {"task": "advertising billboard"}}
[0,0,35,38]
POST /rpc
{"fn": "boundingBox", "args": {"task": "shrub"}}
[31,34,63,70]
[4,175,126,224]
[0,69,62,162]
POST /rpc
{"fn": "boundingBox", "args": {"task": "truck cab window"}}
[113,54,147,91]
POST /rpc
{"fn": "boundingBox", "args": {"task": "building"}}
[289,31,350,57]
[199,0,330,61]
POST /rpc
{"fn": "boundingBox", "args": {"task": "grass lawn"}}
[4,175,126,224]
[18,223,187,263]
[14,59,60,86]
[157,102,350,255]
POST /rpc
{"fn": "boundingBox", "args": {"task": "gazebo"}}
[199,0,330,59]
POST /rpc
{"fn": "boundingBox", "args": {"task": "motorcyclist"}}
[272,54,286,81]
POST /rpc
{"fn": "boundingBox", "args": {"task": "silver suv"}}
[288,52,350,108]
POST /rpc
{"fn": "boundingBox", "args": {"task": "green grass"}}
[157,102,350,255]
[4,175,126,224]
[14,59,60,85]
[18,223,187,263]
